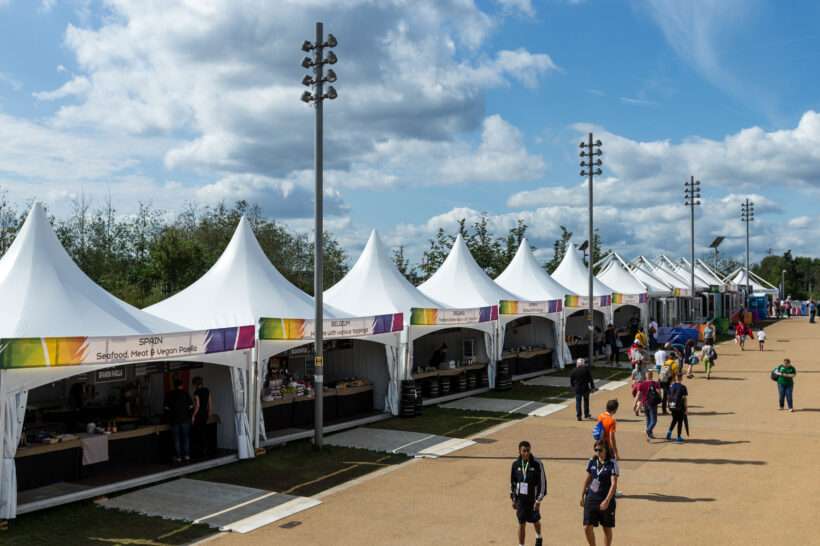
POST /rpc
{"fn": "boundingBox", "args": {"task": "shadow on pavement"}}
[794,408,820,412]
[679,438,750,446]
[686,411,735,416]
[703,376,747,381]
[619,493,716,503]
[435,455,766,466]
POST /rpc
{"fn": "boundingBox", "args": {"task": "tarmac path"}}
[210,318,820,546]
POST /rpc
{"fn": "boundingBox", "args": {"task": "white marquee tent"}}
[324,230,441,412]
[418,235,514,388]
[494,239,572,368]
[0,205,251,519]
[727,268,779,296]
[598,257,649,331]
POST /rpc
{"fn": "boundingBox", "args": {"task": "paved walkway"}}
[211,319,820,546]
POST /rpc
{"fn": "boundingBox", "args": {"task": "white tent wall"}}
[498,315,562,367]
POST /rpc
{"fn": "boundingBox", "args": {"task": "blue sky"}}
[1,0,819,266]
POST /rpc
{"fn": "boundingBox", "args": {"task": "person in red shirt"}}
[735,321,747,350]
[637,370,662,440]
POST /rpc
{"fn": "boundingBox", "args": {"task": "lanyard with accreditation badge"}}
[518,459,530,496]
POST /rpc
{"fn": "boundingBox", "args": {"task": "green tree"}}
[546,225,573,272]
[418,227,455,281]
[393,245,421,285]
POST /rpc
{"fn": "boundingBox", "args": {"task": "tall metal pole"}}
[684,176,700,321]
[587,132,594,366]
[745,199,751,299]
[312,21,325,448]
[579,133,601,365]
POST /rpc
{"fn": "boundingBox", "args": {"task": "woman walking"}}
[581,440,619,546]
[665,374,689,443]
[701,343,716,380]
[735,321,747,350]
[683,339,696,378]
[774,358,797,412]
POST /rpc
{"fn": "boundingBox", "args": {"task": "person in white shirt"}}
[757,329,766,352]
[653,344,669,373]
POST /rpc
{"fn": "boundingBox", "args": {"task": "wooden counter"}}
[412,362,487,380]
[16,439,82,459]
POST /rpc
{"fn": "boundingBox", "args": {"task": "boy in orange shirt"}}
[597,399,619,461]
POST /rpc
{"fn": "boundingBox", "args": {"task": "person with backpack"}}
[703,322,715,347]
[735,321,747,350]
[666,374,689,443]
[659,353,677,415]
[594,400,619,461]
[510,440,547,546]
[637,370,662,440]
[701,343,717,380]
[773,358,797,412]
[683,339,696,378]
[581,439,619,546]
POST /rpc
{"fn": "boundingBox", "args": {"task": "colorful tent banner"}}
[259,313,403,341]
[612,293,649,305]
[499,299,563,315]
[673,288,690,297]
[0,326,256,370]
[564,295,612,309]
[410,306,498,326]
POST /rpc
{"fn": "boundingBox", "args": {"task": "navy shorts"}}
[516,500,541,524]
[583,497,615,528]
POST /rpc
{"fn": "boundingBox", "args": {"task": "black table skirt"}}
[263,403,293,431]
[506,352,552,376]
[336,391,373,418]
[16,447,82,491]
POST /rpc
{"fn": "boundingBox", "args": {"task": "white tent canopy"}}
[495,239,573,367]
[634,256,689,292]
[663,256,710,291]
[551,244,613,298]
[0,204,245,519]
[598,259,649,331]
[630,262,673,297]
[727,268,779,295]
[325,230,440,412]
[692,259,729,288]
[418,234,513,387]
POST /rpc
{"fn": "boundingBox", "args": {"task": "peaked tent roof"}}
[665,257,710,290]
[636,256,688,290]
[418,234,517,308]
[630,263,673,296]
[550,244,612,297]
[695,259,729,286]
[0,203,181,338]
[145,216,338,329]
[727,269,779,294]
[494,239,575,301]
[598,259,647,295]
[325,230,441,315]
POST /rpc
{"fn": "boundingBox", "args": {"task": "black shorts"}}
[583,496,615,528]
[516,500,541,524]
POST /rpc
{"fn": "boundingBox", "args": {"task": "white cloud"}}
[0,71,22,91]
[496,0,535,17]
[787,216,811,229]
[35,0,553,190]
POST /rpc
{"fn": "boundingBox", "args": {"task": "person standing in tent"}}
[164,378,194,463]
[191,376,213,458]
[510,440,547,546]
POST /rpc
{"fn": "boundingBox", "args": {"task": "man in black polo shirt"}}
[570,358,596,421]
[510,440,547,546]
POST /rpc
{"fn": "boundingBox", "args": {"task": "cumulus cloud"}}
[38,0,554,189]
[496,0,535,17]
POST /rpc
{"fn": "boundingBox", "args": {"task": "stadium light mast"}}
[684,176,701,320]
[301,22,338,448]
[579,133,602,366]
[741,199,755,303]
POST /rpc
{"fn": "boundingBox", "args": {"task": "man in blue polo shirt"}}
[510,440,547,546]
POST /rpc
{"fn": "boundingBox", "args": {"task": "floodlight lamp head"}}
[326,33,338,48]
[580,151,586,157]
[302,40,314,52]
[595,149,603,156]
[326,51,338,65]
[301,91,313,103]
[595,139,602,146]
[325,69,337,83]
[595,168,602,175]
[302,75,314,87]
[579,141,585,148]
[302,56,313,69]
[326,86,338,100]
[595,159,603,166]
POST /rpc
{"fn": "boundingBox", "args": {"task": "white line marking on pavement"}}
[390,434,436,454]
[598,380,628,391]
[415,438,476,458]
[528,403,569,417]
[220,497,322,534]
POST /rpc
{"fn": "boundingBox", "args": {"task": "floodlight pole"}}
[579,133,602,367]
[684,176,701,320]
[741,199,754,304]
[301,22,338,448]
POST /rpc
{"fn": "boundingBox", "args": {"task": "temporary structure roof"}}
[145,216,338,328]
[727,269,779,295]
[1,203,181,339]
[418,234,517,308]
[495,239,575,301]
[633,256,688,291]
[325,230,440,315]
[692,259,728,287]
[550,244,613,297]
[598,259,647,295]
[663,256,709,290]
[630,263,673,297]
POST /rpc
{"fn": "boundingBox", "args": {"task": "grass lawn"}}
[3,500,213,546]
[370,406,524,438]
[4,441,408,545]
[191,440,407,497]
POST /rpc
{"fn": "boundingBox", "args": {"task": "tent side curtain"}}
[0,385,27,520]
[230,366,253,459]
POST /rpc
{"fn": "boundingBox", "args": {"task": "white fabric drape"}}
[0,386,28,520]
[485,331,496,389]
[229,368,253,460]
[256,355,268,443]
[384,343,400,416]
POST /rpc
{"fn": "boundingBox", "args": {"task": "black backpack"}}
[668,383,685,410]
[646,383,661,406]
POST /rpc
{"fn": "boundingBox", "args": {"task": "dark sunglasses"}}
[594,448,603,453]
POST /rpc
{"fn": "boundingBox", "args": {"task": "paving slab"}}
[324,427,474,458]
[440,396,568,416]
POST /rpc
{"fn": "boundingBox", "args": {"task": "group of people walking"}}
[512,317,798,545]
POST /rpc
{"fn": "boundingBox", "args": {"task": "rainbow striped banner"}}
[673,288,690,297]
[612,293,649,305]
[259,313,403,341]
[499,299,563,315]
[410,306,498,326]
[0,326,256,370]
[564,295,612,309]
